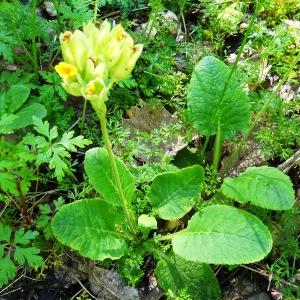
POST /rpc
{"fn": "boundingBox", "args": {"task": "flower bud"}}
[110,44,143,81]
[60,30,90,71]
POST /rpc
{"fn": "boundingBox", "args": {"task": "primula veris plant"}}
[54,20,143,116]
[51,20,296,300]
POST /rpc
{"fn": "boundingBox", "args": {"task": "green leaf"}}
[172,205,272,264]
[221,166,295,210]
[0,253,16,288]
[84,148,135,207]
[0,113,18,134]
[9,103,47,131]
[6,84,31,114]
[31,120,91,181]
[14,246,43,267]
[187,56,250,138]
[138,214,157,229]
[156,254,221,300]
[0,245,5,257]
[51,199,128,260]
[48,146,70,181]
[32,117,52,139]
[0,172,18,195]
[14,228,39,245]
[147,165,204,220]
[38,204,51,215]
[59,131,91,150]
[0,223,11,243]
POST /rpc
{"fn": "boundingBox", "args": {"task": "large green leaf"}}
[147,165,204,220]
[51,199,128,260]
[187,56,250,138]
[221,166,295,210]
[84,147,135,207]
[172,205,272,264]
[155,253,221,300]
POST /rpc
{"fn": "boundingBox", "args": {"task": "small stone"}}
[44,0,57,17]
[247,292,271,300]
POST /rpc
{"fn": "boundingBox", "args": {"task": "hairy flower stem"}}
[98,112,136,235]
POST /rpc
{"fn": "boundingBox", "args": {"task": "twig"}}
[71,288,84,300]
[70,275,98,300]
[277,149,300,173]
[0,274,25,295]
[100,6,148,19]
[241,265,299,290]
[0,202,9,219]
[0,288,22,297]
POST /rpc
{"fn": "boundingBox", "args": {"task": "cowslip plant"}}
[51,20,296,299]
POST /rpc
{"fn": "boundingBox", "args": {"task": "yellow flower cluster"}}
[55,20,143,114]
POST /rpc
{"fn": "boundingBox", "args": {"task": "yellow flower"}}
[55,62,78,78]
[110,44,143,81]
[86,82,96,95]
[55,20,143,115]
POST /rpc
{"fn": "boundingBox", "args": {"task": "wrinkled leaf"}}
[156,253,221,300]
[85,148,135,207]
[188,56,250,138]
[147,165,204,220]
[221,166,295,210]
[51,199,128,260]
[172,205,272,264]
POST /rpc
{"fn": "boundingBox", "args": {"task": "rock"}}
[88,266,140,300]
[248,292,271,300]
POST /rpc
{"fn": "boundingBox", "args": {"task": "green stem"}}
[157,232,176,241]
[200,135,210,163]
[98,112,136,235]
[80,97,88,134]
[212,120,222,171]
[93,0,99,22]
[221,50,300,177]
